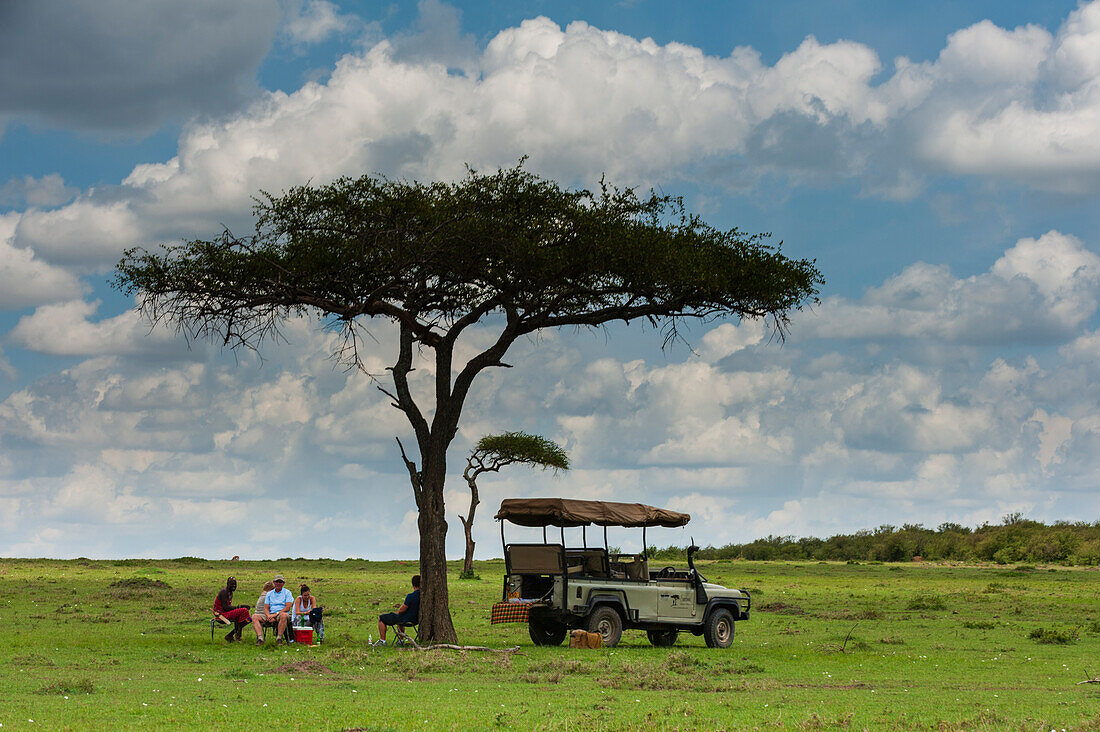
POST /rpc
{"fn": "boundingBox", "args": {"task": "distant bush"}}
[651,517,1100,566]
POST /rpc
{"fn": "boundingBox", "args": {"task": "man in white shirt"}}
[255,574,294,645]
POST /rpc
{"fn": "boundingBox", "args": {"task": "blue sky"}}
[2,0,1099,559]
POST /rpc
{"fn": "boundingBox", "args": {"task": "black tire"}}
[703,608,735,648]
[646,629,678,647]
[586,605,623,647]
[528,613,567,646]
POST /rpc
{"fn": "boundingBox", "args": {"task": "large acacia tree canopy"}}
[114,165,822,350]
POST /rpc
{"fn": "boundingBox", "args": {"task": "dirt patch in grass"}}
[664,650,703,671]
[271,660,334,674]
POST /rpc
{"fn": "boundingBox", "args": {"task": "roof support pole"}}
[560,526,565,546]
[582,525,587,548]
[542,526,546,544]
[643,526,647,560]
[604,525,608,552]
[499,520,506,554]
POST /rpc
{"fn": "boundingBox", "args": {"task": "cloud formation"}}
[283,0,359,46]
[804,231,1100,344]
[6,2,1100,280]
[3,227,1099,557]
[0,0,279,135]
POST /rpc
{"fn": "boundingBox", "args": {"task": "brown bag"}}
[569,629,604,649]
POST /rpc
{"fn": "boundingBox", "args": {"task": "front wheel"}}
[703,608,735,648]
[646,629,678,647]
[586,606,623,647]
[528,613,567,646]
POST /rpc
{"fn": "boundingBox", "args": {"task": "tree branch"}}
[390,323,430,454]
[396,436,422,508]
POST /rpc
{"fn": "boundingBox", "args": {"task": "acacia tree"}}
[460,432,569,576]
[113,164,822,643]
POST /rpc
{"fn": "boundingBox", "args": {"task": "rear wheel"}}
[703,608,735,648]
[528,612,567,646]
[586,606,623,647]
[646,629,678,647]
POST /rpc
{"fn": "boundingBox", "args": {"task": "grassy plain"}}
[1,557,1099,730]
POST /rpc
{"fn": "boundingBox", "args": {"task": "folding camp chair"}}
[392,621,419,646]
[260,617,293,643]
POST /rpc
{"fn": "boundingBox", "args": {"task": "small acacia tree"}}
[113,163,822,643]
[460,432,569,576]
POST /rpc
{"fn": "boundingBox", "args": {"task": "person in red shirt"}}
[213,576,251,642]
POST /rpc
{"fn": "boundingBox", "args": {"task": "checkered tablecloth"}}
[490,601,534,624]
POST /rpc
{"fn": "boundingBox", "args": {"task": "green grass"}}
[2,557,1100,729]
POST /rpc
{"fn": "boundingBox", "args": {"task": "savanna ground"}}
[2,557,1099,730]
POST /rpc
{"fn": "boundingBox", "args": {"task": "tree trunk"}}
[460,516,475,576]
[460,470,480,576]
[416,449,458,644]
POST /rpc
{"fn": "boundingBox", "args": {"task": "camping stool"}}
[210,612,232,642]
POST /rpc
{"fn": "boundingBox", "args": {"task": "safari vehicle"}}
[493,498,750,648]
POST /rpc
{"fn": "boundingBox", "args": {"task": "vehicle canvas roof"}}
[495,497,690,528]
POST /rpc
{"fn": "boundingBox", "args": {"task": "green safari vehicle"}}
[493,497,751,648]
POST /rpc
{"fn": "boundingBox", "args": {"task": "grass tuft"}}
[38,679,95,695]
[907,594,947,611]
[110,577,171,589]
[1027,627,1078,644]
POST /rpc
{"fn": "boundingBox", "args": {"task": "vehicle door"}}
[656,579,698,621]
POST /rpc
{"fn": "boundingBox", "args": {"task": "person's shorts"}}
[380,612,413,625]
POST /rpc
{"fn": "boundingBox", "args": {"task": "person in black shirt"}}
[375,574,420,646]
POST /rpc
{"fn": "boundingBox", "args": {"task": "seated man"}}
[375,574,420,646]
[212,576,251,642]
[251,575,293,645]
